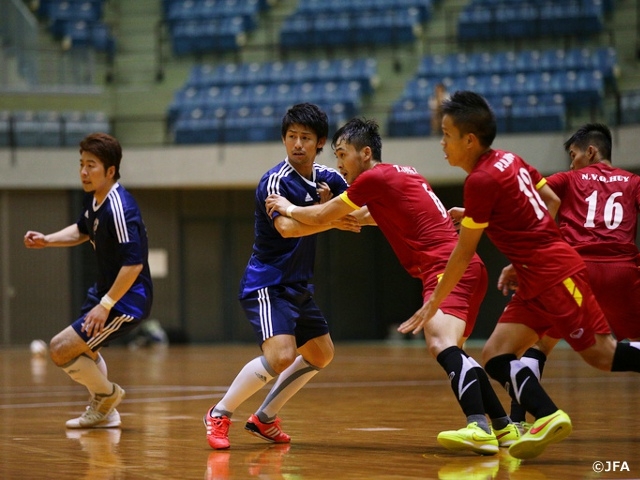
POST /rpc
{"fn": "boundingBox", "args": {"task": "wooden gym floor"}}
[1,342,638,479]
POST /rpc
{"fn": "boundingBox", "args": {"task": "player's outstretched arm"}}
[24,224,89,249]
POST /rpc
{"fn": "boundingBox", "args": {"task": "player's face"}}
[440,114,468,168]
[79,151,114,198]
[333,138,366,185]
[568,144,592,171]
[282,124,325,167]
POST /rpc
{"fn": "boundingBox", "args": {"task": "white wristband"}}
[100,294,116,310]
[286,205,297,218]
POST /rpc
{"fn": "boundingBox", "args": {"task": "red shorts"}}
[585,260,640,340]
[420,260,488,338]
[500,269,610,352]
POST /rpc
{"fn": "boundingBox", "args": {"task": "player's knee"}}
[268,352,298,374]
[48,333,76,367]
[308,348,333,369]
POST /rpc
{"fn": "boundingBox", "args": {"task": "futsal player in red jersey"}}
[267,117,520,456]
[509,123,640,426]
[398,91,640,459]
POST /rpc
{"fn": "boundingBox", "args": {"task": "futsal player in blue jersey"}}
[24,133,153,429]
[204,103,363,449]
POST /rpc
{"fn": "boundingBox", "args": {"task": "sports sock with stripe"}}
[510,347,547,422]
[62,353,113,396]
[485,353,557,420]
[256,355,320,423]
[213,356,276,418]
[437,346,490,433]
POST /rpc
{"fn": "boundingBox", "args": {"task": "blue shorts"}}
[240,283,330,347]
[71,291,142,351]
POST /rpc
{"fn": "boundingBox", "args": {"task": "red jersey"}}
[342,163,482,278]
[462,149,584,299]
[545,162,640,261]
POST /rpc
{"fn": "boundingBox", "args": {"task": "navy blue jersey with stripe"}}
[76,183,153,319]
[239,158,348,298]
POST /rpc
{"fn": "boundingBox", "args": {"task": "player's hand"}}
[331,214,361,233]
[448,207,465,231]
[265,194,292,217]
[398,298,438,335]
[497,264,518,296]
[81,305,109,338]
[24,231,47,249]
[316,182,333,204]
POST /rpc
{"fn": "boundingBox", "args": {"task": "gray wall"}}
[2,128,640,345]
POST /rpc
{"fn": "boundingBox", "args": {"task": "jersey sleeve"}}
[462,170,499,226]
[116,206,146,266]
[77,211,89,235]
[343,167,383,208]
[76,194,92,235]
[260,172,290,220]
[544,171,570,198]
[326,169,348,196]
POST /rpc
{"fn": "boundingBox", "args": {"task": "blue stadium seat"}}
[457,7,493,41]
[84,111,110,134]
[12,111,42,147]
[0,111,11,147]
[174,107,225,144]
[620,91,640,125]
[61,110,87,146]
[37,111,64,147]
[387,99,430,137]
[168,86,205,124]
[171,17,246,55]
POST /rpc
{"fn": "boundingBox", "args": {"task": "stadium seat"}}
[0,111,11,147]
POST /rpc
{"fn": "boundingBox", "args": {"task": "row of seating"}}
[468,0,614,14]
[280,9,424,50]
[172,103,350,144]
[32,0,115,57]
[168,81,365,126]
[161,0,273,16]
[293,0,434,22]
[458,0,606,41]
[619,90,640,125]
[165,0,261,31]
[418,47,618,85]
[387,93,566,137]
[184,58,379,94]
[0,110,110,148]
[170,18,247,55]
[401,70,604,111]
[165,0,271,56]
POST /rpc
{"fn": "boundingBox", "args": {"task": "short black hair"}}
[563,123,612,162]
[331,117,382,161]
[281,103,329,154]
[441,90,497,147]
[79,132,122,180]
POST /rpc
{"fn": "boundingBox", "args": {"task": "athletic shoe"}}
[493,423,521,447]
[508,409,572,459]
[204,407,231,450]
[437,422,499,455]
[65,384,124,428]
[517,421,533,434]
[66,408,121,429]
[245,414,291,443]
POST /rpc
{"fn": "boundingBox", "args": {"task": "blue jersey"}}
[239,158,348,298]
[76,183,153,319]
